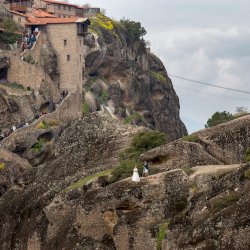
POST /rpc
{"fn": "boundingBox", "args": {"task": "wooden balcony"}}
[10,3,27,12]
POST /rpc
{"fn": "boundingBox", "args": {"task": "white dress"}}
[132,167,140,182]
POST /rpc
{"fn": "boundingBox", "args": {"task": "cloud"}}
[76,0,250,132]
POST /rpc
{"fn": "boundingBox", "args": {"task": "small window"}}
[63,5,65,10]
[80,55,81,62]
[64,39,67,46]
[69,6,71,11]
[67,55,70,61]
[79,39,81,46]
[58,4,60,9]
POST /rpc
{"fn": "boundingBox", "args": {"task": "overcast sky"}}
[74,0,250,133]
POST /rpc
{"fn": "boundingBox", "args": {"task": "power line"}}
[174,83,250,102]
[169,74,250,95]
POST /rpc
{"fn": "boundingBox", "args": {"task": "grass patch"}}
[36,121,49,129]
[65,169,112,192]
[47,119,60,127]
[150,71,166,82]
[245,148,250,163]
[244,168,250,179]
[111,130,165,182]
[156,221,169,250]
[191,183,199,194]
[124,112,146,125]
[181,166,195,175]
[0,163,5,170]
[31,138,46,153]
[210,191,240,213]
[82,102,90,114]
[8,82,24,90]
[23,54,36,64]
[182,135,199,143]
[98,90,109,104]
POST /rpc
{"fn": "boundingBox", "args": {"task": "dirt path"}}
[189,164,241,180]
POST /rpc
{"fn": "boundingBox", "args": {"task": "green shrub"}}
[98,90,109,104]
[36,121,49,129]
[156,222,169,250]
[150,71,166,82]
[124,112,145,125]
[132,130,166,153]
[120,18,146,44]
[182,135,199,143]
[210,191,240,213]
[0,163,5,170]
[245,148,250,163]
[31,139,46,153]
[23,54,36,64]
[205,111,234,128]
[111,130,165,182]
[82,102,90,114]
[244,169,250,179]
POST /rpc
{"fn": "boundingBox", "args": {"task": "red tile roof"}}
[7,10,27,17]
[44,0,81,8]
[26,16,79,25]
[30,9,57,18]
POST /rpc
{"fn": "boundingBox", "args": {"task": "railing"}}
[10,3,27,12]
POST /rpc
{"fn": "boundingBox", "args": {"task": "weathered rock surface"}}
[0,148,32,196]
[83,22,187,141]
[141,115,250,171]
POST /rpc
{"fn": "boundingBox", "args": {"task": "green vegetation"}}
[244,168,250,179]
[47,119,60,127]
[245,148,250,163]
[205,111,234,128]
[23,54,36,64]
[0,17,21,44]
[65,169,112,192]
[98,90,109,104]
[181,166,195,175]
[124,112,145,125]
[8,82,24,90]
[2,17,18,34]
[205,107,250,128]
[191,183,199,194]
[82,102,90,114]
[31,138,46,153]
[210,191,240,213]
[120,18,146,44]
[0,163,5,170]
[182,135,199,143]
[90,13,119,35]
[156,221,169,250]
[111,130,166,182]
[36,121,49,129]
[150,71,166,82]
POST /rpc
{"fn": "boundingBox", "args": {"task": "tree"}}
[205,111,234,128]
[120,18,146,44]
[2,17,18,34]
[235,106,248,117]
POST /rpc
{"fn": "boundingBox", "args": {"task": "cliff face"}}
[83,14,187,141]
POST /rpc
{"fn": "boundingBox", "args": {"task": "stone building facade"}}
[45,21,85,92]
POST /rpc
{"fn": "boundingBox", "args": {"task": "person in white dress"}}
[132,166,140,182]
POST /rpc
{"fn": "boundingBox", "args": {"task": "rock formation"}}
[83,15,187,141]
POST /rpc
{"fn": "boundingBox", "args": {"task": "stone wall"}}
[46,3,78,17]
[7,54,54,91]
[46,23,84,92]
